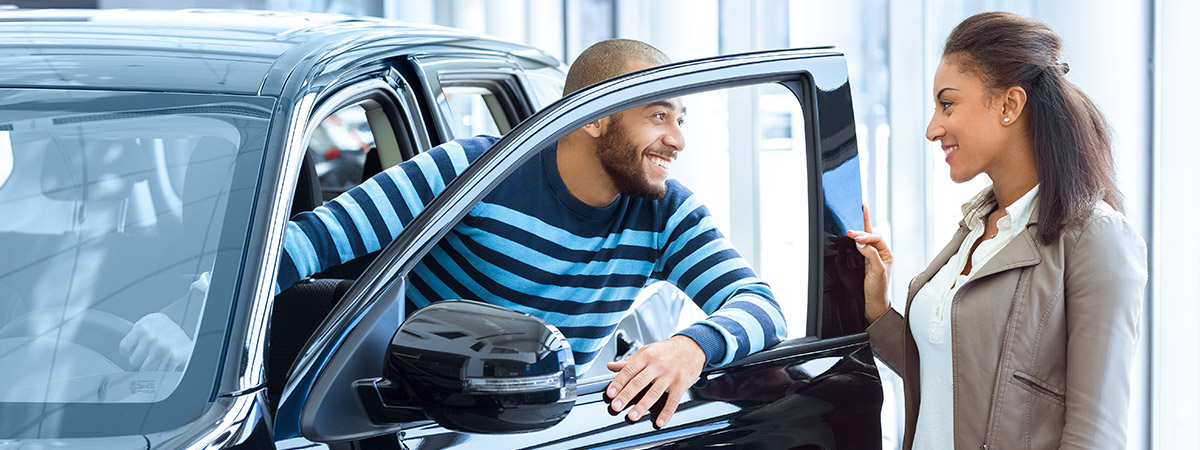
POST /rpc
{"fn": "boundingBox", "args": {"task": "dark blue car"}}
[0,9,881,449]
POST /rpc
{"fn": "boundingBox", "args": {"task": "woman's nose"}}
[925,116,943,142]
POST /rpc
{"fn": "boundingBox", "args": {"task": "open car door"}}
[278,47,883,449]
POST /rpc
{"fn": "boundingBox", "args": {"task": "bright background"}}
[15,0,1197,448]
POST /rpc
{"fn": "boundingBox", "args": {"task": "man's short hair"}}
[563,39,671,96]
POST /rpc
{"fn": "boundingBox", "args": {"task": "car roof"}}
[0,9,558,96]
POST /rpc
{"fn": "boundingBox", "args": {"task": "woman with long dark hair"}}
[850,12,1147,449]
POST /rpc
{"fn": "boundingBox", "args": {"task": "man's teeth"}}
[649,155,672,169]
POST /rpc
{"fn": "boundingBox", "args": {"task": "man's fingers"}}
[627,379,667,422]
[142,350,167,372]
[611,368,654,413]
[603,337,704,426]
[605,358,643,402]
[119,331,137,357]
[119,323,148,357]
[655,388,686,428]
[128,341,150,369]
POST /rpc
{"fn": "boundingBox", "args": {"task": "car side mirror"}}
[354,300,577,433]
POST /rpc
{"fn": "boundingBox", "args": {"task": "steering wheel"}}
[0,308,135,371]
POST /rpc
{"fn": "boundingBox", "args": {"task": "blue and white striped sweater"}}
[277,136,787,371]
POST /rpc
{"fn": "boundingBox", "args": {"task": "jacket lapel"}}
[965,220,1042,285]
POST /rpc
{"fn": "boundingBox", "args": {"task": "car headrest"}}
[41,138,152,202]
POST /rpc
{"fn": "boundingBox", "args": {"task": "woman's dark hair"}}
[944,11,1123,244]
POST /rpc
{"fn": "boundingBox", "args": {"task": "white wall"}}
[1151,0,1200,448]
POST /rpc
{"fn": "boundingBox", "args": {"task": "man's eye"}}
[677,118,686,126]
[654,113,666,120]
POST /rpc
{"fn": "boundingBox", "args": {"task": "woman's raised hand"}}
[848,205,893,323]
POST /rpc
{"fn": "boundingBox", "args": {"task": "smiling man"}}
[126,39,786,429]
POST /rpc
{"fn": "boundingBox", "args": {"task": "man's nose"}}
[664,123,685,152]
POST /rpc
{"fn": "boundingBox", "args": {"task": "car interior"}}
[264,74,534,414]
[0,112,247,404]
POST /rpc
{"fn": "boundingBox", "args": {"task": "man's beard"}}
[596,119,667,200]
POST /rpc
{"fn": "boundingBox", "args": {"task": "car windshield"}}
[0,89,271,438]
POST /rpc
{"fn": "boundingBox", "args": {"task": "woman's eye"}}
[939,101,953,111]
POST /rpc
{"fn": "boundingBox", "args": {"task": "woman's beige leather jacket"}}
[868,192,1146,450]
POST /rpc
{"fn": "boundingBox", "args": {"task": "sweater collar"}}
[541,144,623,221]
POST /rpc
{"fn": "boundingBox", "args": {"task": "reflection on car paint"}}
[400,337,882,449]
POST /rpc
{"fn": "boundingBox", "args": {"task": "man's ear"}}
[1001,86,1028,126]
[581,116,610,139]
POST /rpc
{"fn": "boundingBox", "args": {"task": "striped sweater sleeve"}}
[659,191,788,367]
[275,137,493,293]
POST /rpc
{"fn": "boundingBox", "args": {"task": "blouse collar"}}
[962,184,1040,235]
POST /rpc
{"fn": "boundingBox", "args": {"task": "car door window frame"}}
[408,54,535,144]
[304,76,426,172]
[270,73,432,434]
[291,48,868,443]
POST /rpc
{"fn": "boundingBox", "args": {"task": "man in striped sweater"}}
[126,39,786,429]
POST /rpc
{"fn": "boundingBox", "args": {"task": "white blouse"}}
[908,185,1039,450]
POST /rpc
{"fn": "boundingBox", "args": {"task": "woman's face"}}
[926,58,1009,183]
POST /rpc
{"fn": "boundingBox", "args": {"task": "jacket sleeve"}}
[274,138,492,293]
[658,192,788,367]
[866,307,906,378]
[1059,212,1147,449]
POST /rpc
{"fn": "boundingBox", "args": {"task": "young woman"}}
[849,12,1147,449]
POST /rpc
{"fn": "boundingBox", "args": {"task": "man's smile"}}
[645,151,675,174]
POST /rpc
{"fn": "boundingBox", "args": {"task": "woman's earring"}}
[1002,117,1011,124]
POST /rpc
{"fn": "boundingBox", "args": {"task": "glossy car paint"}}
[401,336,880,449]
[362,300,577,433]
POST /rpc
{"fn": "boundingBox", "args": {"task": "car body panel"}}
[0,9,557,96]
[400,335,881,449]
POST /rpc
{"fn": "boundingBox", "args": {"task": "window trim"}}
[407,54,535,144]
[295,77,426,203]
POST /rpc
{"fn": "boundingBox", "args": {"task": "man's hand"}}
[119,312,192,372]
[605,334,706,428]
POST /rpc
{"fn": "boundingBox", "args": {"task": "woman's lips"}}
[943,145,958,163]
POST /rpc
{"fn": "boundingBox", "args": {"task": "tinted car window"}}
[0,89,271,437]
[443,85,508,137]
